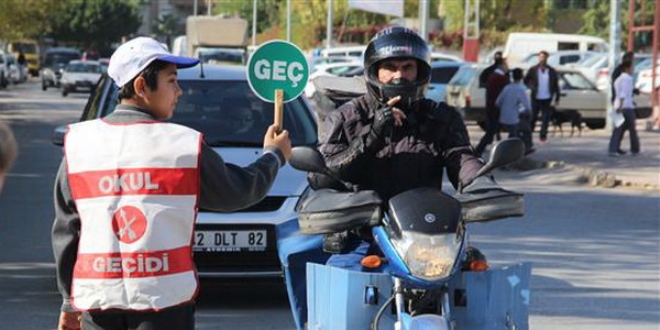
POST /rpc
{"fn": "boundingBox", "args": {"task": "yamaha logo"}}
[424,213,436,223]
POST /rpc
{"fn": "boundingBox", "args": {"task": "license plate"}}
[193,230,267,252]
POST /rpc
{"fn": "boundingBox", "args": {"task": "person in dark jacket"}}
[475,60,509,155]
[52,37,291,330]
[524,50,560,142]
[479,50,503,88]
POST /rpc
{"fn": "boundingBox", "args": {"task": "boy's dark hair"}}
[539,50,549,57]
[117,60,170,100]
[622,51,634,63]
[620,60,632,72]
[511,68,523,81]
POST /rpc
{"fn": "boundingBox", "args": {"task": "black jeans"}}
[608,109,639,154]
[82,303,195,330]
[531,98,552,139]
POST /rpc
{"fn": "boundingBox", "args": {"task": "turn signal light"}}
[469,260,489,271]
[361,255,382,269]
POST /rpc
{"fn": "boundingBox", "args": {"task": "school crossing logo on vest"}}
[65,119,202,311]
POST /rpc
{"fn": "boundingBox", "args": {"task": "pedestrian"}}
[17,49,26,82]
[475,58,509,156]
[524,50,560,143]
[0,121,18,192]
[51,36,292,330]
[284,26,511,329]
[495,68,534,154]
[608,61,639,156]
[610,51,634,103]
[479,50,503,88]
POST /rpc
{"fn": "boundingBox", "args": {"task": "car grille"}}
[199,196,286,213]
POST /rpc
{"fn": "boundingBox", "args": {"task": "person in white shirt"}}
[523,51,560,143]
[608,61,639,156]
[496,68,534,154]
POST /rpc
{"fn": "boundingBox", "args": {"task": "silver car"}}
[53,64,319,278]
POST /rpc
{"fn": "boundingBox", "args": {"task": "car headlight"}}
[393,231,463,281]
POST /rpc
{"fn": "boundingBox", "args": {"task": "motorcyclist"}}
[285,26,504,329]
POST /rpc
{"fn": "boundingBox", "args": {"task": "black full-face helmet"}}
[363,26,431,108]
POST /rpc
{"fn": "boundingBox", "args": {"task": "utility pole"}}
[327,0,333,49]
[252,0,257,47]
[418,0,429,43]
[606,0,621,130]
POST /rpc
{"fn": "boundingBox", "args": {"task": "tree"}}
[152,13,183,48]
[49,0,142,56]
[580,0,655,51]
[0,0,62,41]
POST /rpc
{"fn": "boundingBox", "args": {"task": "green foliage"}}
[49,0,141,54]
[0,0,62,41]
[579,0,655,50]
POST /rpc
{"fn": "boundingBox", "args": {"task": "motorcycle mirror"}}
[289,146,329,174]
[475,138,525,177]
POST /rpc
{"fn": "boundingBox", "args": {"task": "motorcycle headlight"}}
[393,231,463,281]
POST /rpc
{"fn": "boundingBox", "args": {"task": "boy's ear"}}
[133,76,147,96]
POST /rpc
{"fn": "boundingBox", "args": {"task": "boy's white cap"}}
[108,36,199,88]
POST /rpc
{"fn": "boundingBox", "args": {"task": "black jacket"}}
[311,92,484,201]
[524,64,561,103]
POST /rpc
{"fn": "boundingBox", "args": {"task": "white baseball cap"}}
[108,36,199,88]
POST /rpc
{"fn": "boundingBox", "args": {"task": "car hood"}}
[211,147,309,196]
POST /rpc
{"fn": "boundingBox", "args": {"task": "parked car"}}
[59,60,102,96]
[444,64,653,130]
[430,52,462,63]
[41,47,81,90]
[52,64,317,279]
[593,53,653,90]
[635,58,659,94]
[425,61,467,103]
[0,50,9,88]
[304,61,363,98]
[520,50,601,69]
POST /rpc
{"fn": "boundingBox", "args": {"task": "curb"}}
[540,160,659,191]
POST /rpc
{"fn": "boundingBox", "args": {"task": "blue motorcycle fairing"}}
[277,218,329,330]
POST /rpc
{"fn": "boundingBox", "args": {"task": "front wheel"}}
[62,88,68,97]
[42,80,47,91]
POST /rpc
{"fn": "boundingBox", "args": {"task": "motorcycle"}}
[288,138,531,330]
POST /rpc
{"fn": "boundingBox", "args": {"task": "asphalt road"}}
[0,80,658,330]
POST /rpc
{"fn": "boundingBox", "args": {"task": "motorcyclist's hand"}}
[58,311,81,330]
[263,124,292,161]
[372,96,406,139]
[386,96,407,127]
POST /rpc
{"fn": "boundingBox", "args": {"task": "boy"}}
[53,37,291,330]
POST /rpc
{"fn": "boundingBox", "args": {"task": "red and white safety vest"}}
[65,119,202,311]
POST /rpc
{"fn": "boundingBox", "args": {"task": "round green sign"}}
[247,40,309,103]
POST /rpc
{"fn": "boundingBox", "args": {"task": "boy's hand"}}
[263,124,292,161]
[58,311,81,330]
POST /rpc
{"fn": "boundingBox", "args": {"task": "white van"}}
[504,33,608,65]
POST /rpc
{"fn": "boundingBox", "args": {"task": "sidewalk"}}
[515,120,660,190]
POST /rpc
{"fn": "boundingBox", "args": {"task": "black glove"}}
[371,106,394,140]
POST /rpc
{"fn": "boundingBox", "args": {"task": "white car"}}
[304,61,363,98]
[60,60,102,97]
[635,59,659,94]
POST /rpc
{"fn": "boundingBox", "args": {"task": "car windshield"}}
[579,54,605,67]
[46,53,80,67]
[66,62,101,73]
[430,66,461,84]
[448,66,476,87]
[560,71,596,90]
[102,79,317,147]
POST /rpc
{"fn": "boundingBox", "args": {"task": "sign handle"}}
[274,89,284,133]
